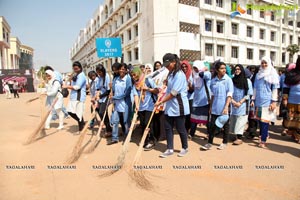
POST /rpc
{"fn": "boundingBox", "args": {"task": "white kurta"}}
[46,80,63,110]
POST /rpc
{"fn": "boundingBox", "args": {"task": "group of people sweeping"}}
[41,53,300,158]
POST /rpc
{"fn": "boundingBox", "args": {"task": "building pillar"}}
[0,46,2,70]
[3,46,7,69]
[12,54,15,69]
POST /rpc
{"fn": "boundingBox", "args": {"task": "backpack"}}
[53,80,69,98]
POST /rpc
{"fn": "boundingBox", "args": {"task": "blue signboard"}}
[96,38,122,58]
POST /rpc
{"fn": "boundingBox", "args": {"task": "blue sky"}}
[0,0,103,73]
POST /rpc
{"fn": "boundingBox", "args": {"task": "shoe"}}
[79,121,86,132]
[233,139,243,145]
[217,143,227,150]
[144,143,155,151]
[258,142,268,149]
[201,143,212,151]
[57,126,64,130]
[107,140,118,145]
[44,126,50,130]
[188,135,194,140]
[104,132,112,138]
[178,149,188,157]
[159,149,174,158]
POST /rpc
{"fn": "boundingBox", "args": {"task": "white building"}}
[8,37,21,69]
[70,0,300,73]
[0,16,11,70]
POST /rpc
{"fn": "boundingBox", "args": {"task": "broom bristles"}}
[24,97,59,145]
[65,111,96,164]
[128,169,154,191]
[98,113,138,178]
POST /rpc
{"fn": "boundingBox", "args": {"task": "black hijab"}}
[285,55,300,86]
[232,64,249,94]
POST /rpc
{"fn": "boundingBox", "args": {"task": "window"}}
[260,11,264,18]
[127,29,132,41]
[282,18,285,24]
[127,8,131,19]
[259,29,265,40]
[282,33,286,43]
[231,46,238,58]
[121,15,124,24]
[246,26,252,37]
[271,11,275,21]
[247,48,253,60]
[247,6,252,15]
[2,28,5,39]
[290,35,293,44]
[282,53,286,63]
[216,21,224,33]
[298,37,300,46]
[288,21,293,26]
[217,45,224,57]
[270,51,276,62]
[259,50,265,60]
[205,0,212,5]
[134,48,139,60]
[205,19,212,32]
[135,2,138,13]
[205,44,213,56]
[120,34,124,44]
[216,0,223,7]
[127,50,132,62]
[298,22,300,28]
[231,23,238,35]
[270,31,276,42]
[134,25,138,37]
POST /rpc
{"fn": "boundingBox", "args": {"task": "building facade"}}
[19,45,34,70]
[70,0,300,73]
[0,16,11,70]
[7,37,21,69]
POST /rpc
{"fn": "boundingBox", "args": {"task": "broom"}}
[99,85,145,178]
[26,96,40,104]
[65,106,97,164]
[24,96,58,145]
[84,99,110,154]
[128,107,157,191]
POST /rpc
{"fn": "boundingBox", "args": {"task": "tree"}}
[37,66,47,88]
[287,44,300,62]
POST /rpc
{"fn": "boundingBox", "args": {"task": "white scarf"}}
[257,56,279,85]
[192,60,206,88]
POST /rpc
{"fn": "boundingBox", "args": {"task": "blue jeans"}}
[165,115,188,150]
[111,110,128,142]
[259,121,269,142]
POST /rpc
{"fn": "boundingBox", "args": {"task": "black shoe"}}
[79,121,86,132]
[107,140,118,145]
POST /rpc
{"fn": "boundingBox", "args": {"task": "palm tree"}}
[287,44,300,62]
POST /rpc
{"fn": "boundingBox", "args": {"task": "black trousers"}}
[68,112,85,131]
[153,111,166,140]
[208,114,229,144]
[138,110,155,145]
[98,101,112,132]
[13,89,19,98]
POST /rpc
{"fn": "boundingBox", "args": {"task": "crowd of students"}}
[42,54,300,158]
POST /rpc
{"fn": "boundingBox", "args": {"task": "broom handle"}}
[132,106,157,165]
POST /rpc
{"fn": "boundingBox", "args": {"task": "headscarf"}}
[145,63,153,75]
[132,67,146,102]
[285,55,300,86]
[287,63,296,72]
[192,60,206,88]
[226,65,233,78]
[256,56,279,85]
[181,60,192,81]
[45,70,56,85]
[232,64,249,94]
